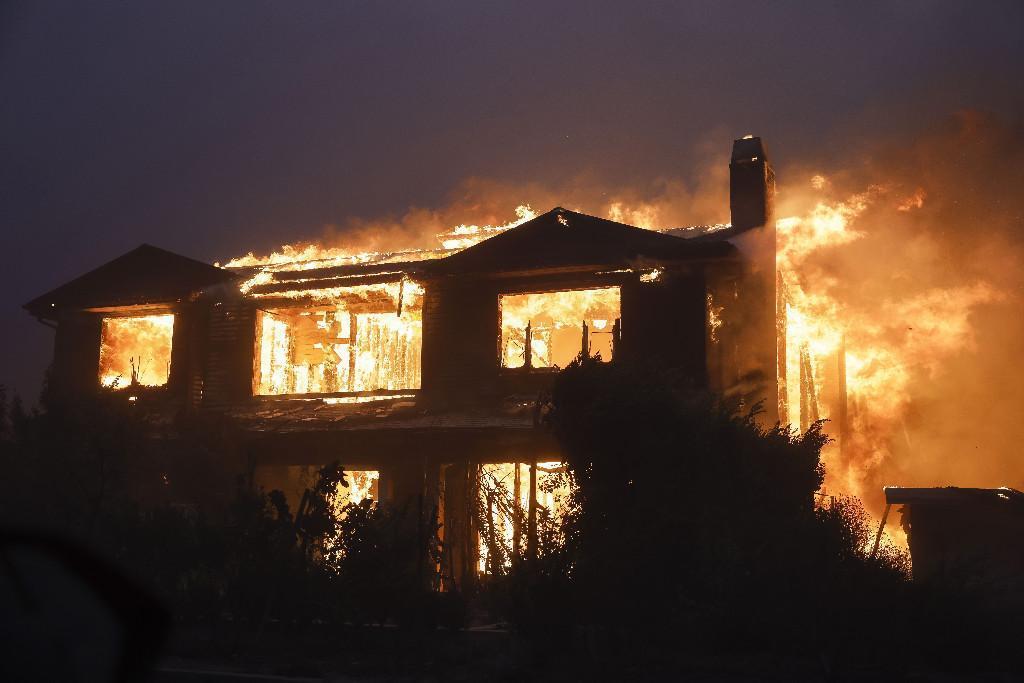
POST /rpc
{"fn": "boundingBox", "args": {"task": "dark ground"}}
[152,623,1021,682]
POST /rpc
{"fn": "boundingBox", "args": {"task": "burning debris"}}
[223,205,539,273]
[255,282,423,396]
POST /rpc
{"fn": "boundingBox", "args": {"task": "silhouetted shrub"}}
[329,497,444,628]
[505,355,917,665]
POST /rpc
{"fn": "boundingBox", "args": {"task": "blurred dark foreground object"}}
[0,530,170,682]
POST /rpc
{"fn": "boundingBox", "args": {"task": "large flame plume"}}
[222,112,1024,539]
[776,111,1024,534]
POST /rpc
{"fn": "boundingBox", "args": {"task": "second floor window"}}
[255,282,422,396]
[500,287,620,370]
[99,313,175,389]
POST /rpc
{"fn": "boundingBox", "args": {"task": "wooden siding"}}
[619,268,708,386]
[51,311,103,399]
[421,279,502,407]
[202,300,257,408]
[421,269,711,407]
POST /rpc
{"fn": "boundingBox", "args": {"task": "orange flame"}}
[98,314,175,389]
[778,176,1001,547]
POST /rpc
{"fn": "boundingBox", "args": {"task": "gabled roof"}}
[24,244,238,317]
[432,207,736,275]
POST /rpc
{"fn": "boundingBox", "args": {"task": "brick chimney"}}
[716,135,779,425]
[729,135,776,231]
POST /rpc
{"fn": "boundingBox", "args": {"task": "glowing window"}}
[500,287,620,369]
[98,314,174,389]
[477,461,571,574]
[336,470,380,510]
[255,283,422,396]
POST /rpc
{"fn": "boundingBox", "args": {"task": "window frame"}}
[94,306,176,391]
[497,285,622,373]
[251,296,424,401]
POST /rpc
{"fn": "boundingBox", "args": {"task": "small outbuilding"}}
[885,486,1024,605]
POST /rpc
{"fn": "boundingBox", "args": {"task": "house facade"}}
[24,136,779,585]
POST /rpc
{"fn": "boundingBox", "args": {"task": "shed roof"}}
[885,486,1024,512]
[24,244,238,316]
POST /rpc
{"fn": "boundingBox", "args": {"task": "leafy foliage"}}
[501,354,917,663]
[0,386,447,633]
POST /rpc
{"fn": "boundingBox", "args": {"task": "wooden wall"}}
[201,299,257,409]
[421,279,502,407]
[420,268,711,408]
[51,311,103,399]
[619,268,708,385]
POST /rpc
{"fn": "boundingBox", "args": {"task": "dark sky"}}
[2,0,1023,402]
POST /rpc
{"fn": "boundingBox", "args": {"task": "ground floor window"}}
[251,464,380,518]
[476,461,571,574]
[337,470,380,508]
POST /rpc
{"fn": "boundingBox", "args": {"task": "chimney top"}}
[729,135,775,232]
[731,136,768,165]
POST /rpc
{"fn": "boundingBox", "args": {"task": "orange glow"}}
[500,288,620,369]
[224,205,537,279]
[255,282,422,396]
[778,178,999,515]
[338,470,379,508]
[477,461,570,573]
[98,314,174,389]
[437,205,538,250]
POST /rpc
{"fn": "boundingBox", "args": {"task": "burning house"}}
[24,136,784,585]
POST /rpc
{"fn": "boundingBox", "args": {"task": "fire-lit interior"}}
[337,470,380,508]
[477,461,571,573]
[500,287,620,369]
[255,282,422,396]
[98,313,175,389]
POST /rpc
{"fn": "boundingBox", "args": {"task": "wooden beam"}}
[870,503,892,558]
[527,459,538,561]
[253,388,420,401]
[512,462,522,559]
[248,271,404,295]
[524,321,533,370]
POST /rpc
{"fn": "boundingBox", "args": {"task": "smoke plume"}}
[232,110,1024,522]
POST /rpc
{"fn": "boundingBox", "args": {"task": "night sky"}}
[3,1,1023,402]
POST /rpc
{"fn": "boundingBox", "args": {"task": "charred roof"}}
[26,208,741,311]
[431,207,737,276]
[24,244,238,317]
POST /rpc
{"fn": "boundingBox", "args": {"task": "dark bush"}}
[506,355,915,665]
